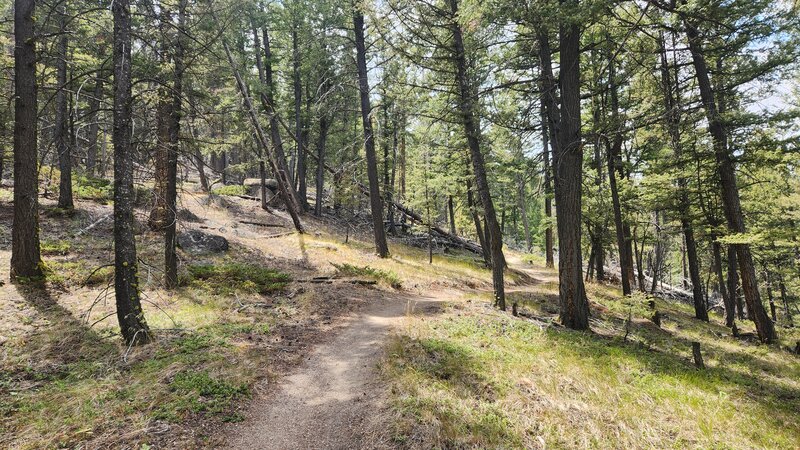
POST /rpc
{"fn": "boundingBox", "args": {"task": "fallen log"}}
[240,220,286,228]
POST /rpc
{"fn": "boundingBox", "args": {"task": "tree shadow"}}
[7,282,117,381]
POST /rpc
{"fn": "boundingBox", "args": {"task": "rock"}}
[242,178,279,198]
[177,209,203,223]
[177,230,229,254]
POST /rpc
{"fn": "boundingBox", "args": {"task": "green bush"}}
[73,175,113,201]
[212,185,247,196]
[184,263,290,295]
[331,262,402,288]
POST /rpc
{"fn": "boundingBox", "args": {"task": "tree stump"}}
[692,341,705,368]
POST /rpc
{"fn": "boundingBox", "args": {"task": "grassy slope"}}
[382,265,800,449]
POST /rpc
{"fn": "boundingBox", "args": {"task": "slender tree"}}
[113,0,151,345]
[353,7,389,258]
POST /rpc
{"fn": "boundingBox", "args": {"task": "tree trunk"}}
[607,57,634,295]
[779,273,793,327]
[219,33,304,232]
[148,34,172,230]
[353,10,389,258]
[448,195,457,236]
[56,5,73,210]
[541,99,554,268]
[517,174,532,251]
[261,27,301,212]
[713,239,735,327]
[10,0,43,280]
[113,0,151,345]
[685,19,775,343]
[555,9,589,328]
[466,176,490,265]
[449,0,504,309]
[292,27,308,210]
[727,244,744,320]
[765,270,777,322]
[659,36,705,319]
[314,115,329,216]
[164,0,186,290]
[86,72,104,177]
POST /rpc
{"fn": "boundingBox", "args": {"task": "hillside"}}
[1,187,798,449]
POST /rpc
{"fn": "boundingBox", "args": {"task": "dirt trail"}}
[223,289,447,449]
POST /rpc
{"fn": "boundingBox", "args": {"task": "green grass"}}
[383,293,800,449]
[183,263,290,295]
[72,175,113,202]
[41,239,72,256]
[331,262,402,288]
[212,185,248,196]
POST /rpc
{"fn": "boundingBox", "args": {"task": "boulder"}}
[177,230,229,254]
[242,178,279,198]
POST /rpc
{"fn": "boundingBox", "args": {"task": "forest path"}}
[222,288,449,450]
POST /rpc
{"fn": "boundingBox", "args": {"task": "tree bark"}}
[353,10,389,258]
[261,27,302,213]
[553,9,589,329]
[165,0,186,290]
[448,195,457,236]
[607,57,634,295]
[658,37,706,319]
[113,0,151,345]
[541,99,554,268]
[314,115,329,216]
[86,70,104,177]
[449,0,504,309]
[712,238,735,327]
[55,4,73,210]
[517,174,532,251]
[727,244,744,320]
[148,16,172,230]
[11,0,43,280]
[685,19,775,343]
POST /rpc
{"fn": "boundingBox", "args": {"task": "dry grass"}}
[382,271,800,449]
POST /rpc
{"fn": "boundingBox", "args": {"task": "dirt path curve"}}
[223,290,447,449]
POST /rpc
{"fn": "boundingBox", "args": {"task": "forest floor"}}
[1,182,799,449]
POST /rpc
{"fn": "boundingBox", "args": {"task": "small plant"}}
[185,263,290,295]
[73,175,113,201]
[331,262,402,288]
[164,370,248,417]
[41,239,71,256]
[212,185,248,196]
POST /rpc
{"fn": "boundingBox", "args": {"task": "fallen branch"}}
[240,220,286,228]
[75,214,111,237]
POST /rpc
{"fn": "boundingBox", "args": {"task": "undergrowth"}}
[331,262,402,288]
[183,263,290,295]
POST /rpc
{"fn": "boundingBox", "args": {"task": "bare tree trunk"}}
[659,37,706,319]
[164,0,186,290]
[56,4,73,210]
[541,100,554,268]
[466,176,490,265]
[314,115,329,216]
[727,245,744,320]
[765,269,777,322]
[113,0,150,345]
[449,0,504,309]
[261,27,302,213]
[148,31,172,230]
[685,19,775,343]
[448,195,457,236]
[779,273,793,327]
[219,34,304,232]
[712,239,734,327]
[517,174,532,251]
[353,10,389,258]
[86,71,104,177]
[11,0,43,280]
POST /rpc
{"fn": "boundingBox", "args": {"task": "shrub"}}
[331,262,402,288]
[212,185,247,196]
[184,263,290,295]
